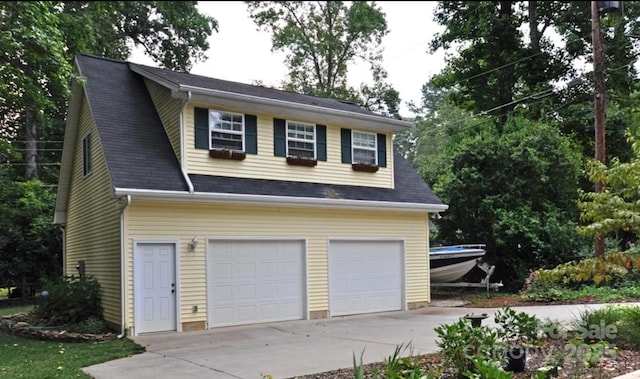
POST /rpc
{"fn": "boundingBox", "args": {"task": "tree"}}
[433,116,588,289]
[245,1,400,117]
[577,130,640,249]
[428,1,572,129]
[59,1,218,72]
[0,168,61,290]
[0,2,72,180]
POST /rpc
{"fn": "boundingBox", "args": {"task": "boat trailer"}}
[431,258,504,295]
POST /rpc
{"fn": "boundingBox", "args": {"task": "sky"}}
[128,1,447,117]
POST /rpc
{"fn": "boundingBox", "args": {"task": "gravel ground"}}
[291,338,640,379]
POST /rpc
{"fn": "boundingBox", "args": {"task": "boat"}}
[429,244,486,283]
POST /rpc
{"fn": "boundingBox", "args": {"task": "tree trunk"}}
[497,1,516,129]
[592,1,606,257]
[527,1,542,119]
[24,108,38,179]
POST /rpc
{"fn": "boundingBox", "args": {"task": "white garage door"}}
[207,240,305,327]
[328,240,404,317]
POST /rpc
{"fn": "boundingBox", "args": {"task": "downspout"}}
[118,194,131,339]
[179,91,194,193]
[59,226,66,275]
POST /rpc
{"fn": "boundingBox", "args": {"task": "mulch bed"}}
[0,313,117,343]
[293,337,640,378]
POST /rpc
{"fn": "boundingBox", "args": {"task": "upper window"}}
[286,121,316,158]
[82,133,92,177]
[209,110,244,151]
[352,131,377,165]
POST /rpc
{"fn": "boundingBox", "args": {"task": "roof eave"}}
[114,188,449,213]
[54,73,85,225]
[129,64,412,133]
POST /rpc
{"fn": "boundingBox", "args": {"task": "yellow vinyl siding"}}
[64,96,123,327]
[123,201,428,329]
[144,79,182,159]
[183,103,394,188]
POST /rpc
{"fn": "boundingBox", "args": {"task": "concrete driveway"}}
[83,303,635,379]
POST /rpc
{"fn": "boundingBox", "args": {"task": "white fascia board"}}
[114,188,449,213]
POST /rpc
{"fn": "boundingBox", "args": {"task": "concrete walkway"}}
[83,303,640,379]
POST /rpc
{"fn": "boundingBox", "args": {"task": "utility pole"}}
[592,1,606,257]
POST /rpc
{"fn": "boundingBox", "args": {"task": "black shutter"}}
[341,128,352,163]
[273,118,286,157]
[245,114,257,154]
[377,133,387,167]
[316,124,327,161]
[194,107,209,149]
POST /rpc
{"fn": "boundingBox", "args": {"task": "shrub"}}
[494,306,540,348]
[573,304,640,350]
[435,317,506,377]
[65,316,108,334]
[530,251,640,288]
[32,275,103,326]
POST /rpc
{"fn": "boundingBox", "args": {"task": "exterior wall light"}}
[188,237,198,252]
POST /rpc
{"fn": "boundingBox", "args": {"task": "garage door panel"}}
[329,240,403,317]
[208,240,305,327]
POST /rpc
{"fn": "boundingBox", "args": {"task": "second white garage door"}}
[328,240,404,317]
[207,240,305,327]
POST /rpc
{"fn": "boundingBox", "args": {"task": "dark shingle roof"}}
[75,54,444,208]
[189,150,443,205]
[77,54,188,191]
[130,63,387,119]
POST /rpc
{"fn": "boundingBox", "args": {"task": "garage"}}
[328,240,404,317]
[207,239,306,327]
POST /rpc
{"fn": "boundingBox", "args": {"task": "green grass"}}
[0,305,34,317]
[0,334,145,378]
[0,306,146,378]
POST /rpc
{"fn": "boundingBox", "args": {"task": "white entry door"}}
[135,243,177,334]
[328,240,404,317]
[207,240,305,327]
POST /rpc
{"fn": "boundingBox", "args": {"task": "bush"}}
[573,305,640,350]
[66,316,108,334]
[435,317,506,377]
[32,275,103,326]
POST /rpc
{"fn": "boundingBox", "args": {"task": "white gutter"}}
[178,91,194,193]
[113,188,449,213]
[117,195,131,339]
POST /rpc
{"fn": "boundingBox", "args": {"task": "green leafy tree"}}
[0,1,72,180]
[59,1,218,72]
[434,116,589,288]
[578,130,640,246]
[0,168,61,289]
[428,1,572,129]
[245,1,400,117]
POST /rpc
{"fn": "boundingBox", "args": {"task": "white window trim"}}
[286,120,316,159]
[351,130,377,165]
[209,109,245,152]
[82,132,92,177]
